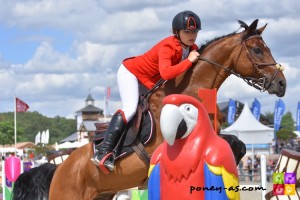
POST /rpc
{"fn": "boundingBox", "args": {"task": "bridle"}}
[198,35,283,92]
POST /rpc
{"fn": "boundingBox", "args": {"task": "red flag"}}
[107,86,111,100]
[16,97,29,112]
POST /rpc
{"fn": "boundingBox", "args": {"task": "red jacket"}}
[123,36,198,89]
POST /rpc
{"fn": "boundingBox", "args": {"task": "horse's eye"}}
[252,47,262,54]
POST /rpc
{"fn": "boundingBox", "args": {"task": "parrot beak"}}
[160,104,187,145]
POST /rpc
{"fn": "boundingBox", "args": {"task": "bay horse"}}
[13,19,286,200]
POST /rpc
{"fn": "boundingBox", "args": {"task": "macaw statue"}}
[148,94,239,200]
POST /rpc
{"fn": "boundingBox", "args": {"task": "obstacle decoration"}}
[265,149,300,199]
[148,94,239,200]
[2,156,21,200]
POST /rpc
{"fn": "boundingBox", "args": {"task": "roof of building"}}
[76,104,103,113]
[85,93,94,101]
[0,142,36,149]
[60,132,78,143]
[80,120,99,131]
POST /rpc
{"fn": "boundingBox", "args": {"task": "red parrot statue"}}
[148,94,240,200]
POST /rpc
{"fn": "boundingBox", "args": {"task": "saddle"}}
[93,80,165,167]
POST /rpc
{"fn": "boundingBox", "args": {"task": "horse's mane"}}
[198,19,256,53]
[198,32,236,54]
[12,163,57,200]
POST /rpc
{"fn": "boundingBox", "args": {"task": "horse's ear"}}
[238,20,248,29]
[244,19,259,36]
[257,23,268,35]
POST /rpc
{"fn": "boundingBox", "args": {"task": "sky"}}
[0,0,299,122]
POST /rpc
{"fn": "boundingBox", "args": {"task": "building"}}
[75,93,104,130]
[59,93,108,148]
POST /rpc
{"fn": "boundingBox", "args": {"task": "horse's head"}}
[233,19,286,97]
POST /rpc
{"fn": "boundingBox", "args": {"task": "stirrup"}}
[91,152,115,175]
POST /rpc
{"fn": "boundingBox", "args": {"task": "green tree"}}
[276,129,297,141]
[280,111,295,132]
[0,111,76,145]
[0,120,25,145]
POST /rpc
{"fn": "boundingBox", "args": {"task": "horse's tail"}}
[12,163,57,200]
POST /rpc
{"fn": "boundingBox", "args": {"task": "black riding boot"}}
[92,110,127,174]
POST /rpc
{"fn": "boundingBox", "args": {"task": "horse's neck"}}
[147,35,240,152]
[190,36,239,90]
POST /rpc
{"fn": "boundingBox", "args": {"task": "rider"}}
[92,10,201,174]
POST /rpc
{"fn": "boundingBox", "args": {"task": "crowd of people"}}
[238,154,277,182]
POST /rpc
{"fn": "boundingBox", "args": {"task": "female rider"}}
[93,10,201,174]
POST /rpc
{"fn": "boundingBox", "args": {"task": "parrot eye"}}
[184,105,191,111]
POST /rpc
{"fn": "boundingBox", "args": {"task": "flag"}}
[227,98,236,125]
[16,97,29,112]
[251,98,261,121]
[41,130,46,144]
[296,102,300,131]
[35,132,41,145]
[45,129,50,144]
[274,99,285,131]
[107,86,111,100]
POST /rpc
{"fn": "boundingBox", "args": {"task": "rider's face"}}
[179,29,198,47]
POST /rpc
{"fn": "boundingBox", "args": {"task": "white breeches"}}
[117,64,139,122]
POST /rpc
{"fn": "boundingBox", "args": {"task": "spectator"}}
[271,139,276,154]
[238,160,244,180]
[253,155,260,181]
[247,157,253,181]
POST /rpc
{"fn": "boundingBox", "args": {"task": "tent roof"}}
[222,102,273,132]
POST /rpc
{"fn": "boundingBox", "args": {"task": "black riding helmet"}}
[172,10,201,33]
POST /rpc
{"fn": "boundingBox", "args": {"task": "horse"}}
[13,19,286,200]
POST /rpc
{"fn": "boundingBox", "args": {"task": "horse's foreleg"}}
[93,192,116,200]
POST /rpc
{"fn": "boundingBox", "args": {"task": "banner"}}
[297,102,300,131]
[227,98,236,125]
[16,97,29,112]
[274,99,285,131]
[251,98,261,120]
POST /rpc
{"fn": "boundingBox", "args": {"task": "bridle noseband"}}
[198,35,283,92]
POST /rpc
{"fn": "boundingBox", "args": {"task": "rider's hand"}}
[187,50,200,63]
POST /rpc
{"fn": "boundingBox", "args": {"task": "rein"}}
[198,35,281,92]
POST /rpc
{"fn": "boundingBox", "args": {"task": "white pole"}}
[14,95,17,155]
[2,161,5,198]
[260,155,267,199]
[104,95,107,122]
[252,144,254,182]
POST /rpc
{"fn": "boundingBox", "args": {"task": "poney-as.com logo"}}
[273,172,296,195]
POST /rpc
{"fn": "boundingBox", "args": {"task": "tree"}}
[0,111,76,145]
[276,129,297,141]
[0,120,25,145]
[280,111,295,132]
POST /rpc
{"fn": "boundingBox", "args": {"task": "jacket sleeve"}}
[158,43,193,80]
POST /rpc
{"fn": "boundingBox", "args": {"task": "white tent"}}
[57,141,80,149]
[221,102,274,152]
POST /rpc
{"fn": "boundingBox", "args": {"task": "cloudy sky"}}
[0,0,299,121]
